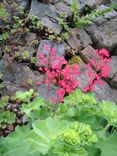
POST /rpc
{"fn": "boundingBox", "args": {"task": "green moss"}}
[68,55,82,65]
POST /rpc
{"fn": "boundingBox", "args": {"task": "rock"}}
[108,56,117,78]
[49,0,59,4]
[109,0,117,11]
[77,63,96,89]
[112,47,117,56]
[94,80,117,103]
[93,16,106,26]
[13,32,37,59]
[37,84,58,102]
[107,56,117,89]
[79,45,105,72]
[54,2,72,17]
[0,55,40,87]
[79,0,110,8]
[29,0,61,34]
[0,83,27,96]
[0,48,3,59]
[93,5,117,26]
[67,28,92,51]
[86,17,117,52]
[19,0,28,11]
[36,40,66,67]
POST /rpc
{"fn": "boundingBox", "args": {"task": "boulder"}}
[36,40,66,67]
[0,55,41,87]
[107,56,117,89]
[0,83,27,96]
[67,28,92,51]
[29,0,61,34]
[79,45,105,72]
[37,84,58,102]
[77,63,96,89]
[93,5,117,26]
[94,80,117,103]
[79,0,110,8]
[54,2,72,17]
[86,17,117,52]
[8,32,37,60]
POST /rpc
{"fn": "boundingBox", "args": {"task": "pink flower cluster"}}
[37,45,110,103]
[37,45,80,102]
[83,49,110,92]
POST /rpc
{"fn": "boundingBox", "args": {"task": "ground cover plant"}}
[0,89,117,156]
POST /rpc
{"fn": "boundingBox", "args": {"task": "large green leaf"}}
[27,117,68,155]
[0,118,68,156]
[96,133,117,156]
[0,126,31,156]
[64,89,97,106]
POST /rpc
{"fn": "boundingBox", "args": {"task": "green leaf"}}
[99,101,117,126]
[14,89,34,102]
[0,118,68,156]
[22,97,48,121]
[96,132,117,156]
[0,126,31,156]
[64,89,97,106]
[0,96,9,109]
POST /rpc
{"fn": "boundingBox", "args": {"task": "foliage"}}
[68,55,82,65]
[13,89,34,102]
[71,0,117,28]
[0,111,16,129]
[37,45,110,102]
[21,96,49,121]
[0,118,97,156]
[0,4,8,17]
[28,15,44,30]
[0,96,9,109]
[0,32,10,41]
[0,96,16,129]
[0,89,116,155]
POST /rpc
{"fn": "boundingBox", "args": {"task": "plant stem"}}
[103,123,110,134]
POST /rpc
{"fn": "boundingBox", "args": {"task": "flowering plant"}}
[37,45,110,103]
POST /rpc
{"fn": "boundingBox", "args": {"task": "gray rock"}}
[0,55,40,87]
[99,5,117,18]
[0,83,27,96]
[54,2,72,17]
[70,61,117,103]
[36,40,66,67]
[49,0,59,4]
[77,63,96,89]
[107,56,117,89]
[112,47,117,55]
[79,0,110,8]
[108,56,117,78]
[67,28,92,50]
[94,80,117,103]
[0,49,3,59]
[79,45,105,72]
[41,16,61,34]
[9,32,37,59]
[19,0,28,11]
[29,0,61,34]
[37,84,58,102]
[86,17,117,52]
[93,5,117,26]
